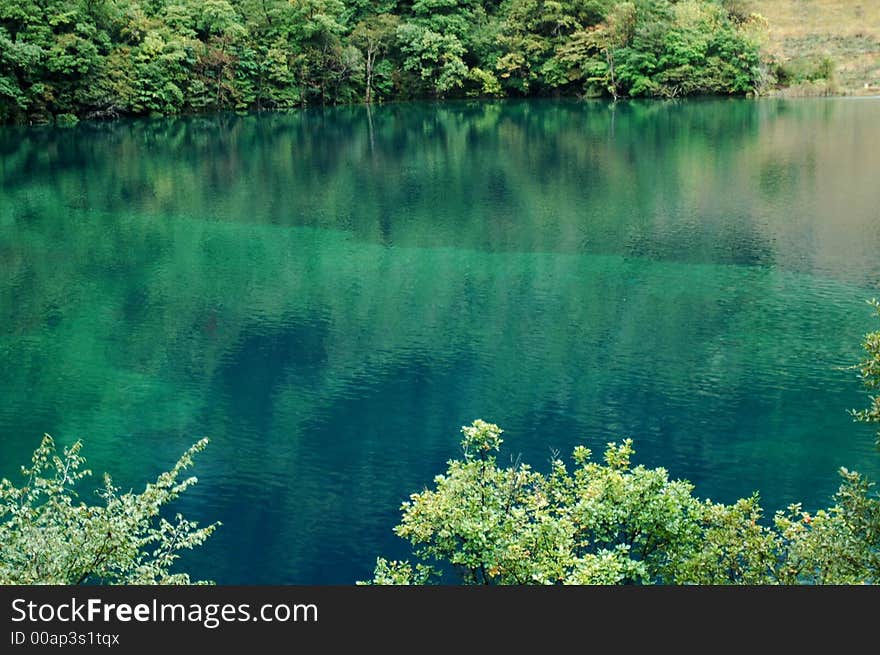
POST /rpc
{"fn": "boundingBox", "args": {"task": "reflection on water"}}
[1,98,879,583]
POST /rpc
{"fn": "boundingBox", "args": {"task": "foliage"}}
[0,435,217,584]
[397,22,468,97]
[364,420,880,585]
[852,299,880,446]
[0,0,767,122]
[351,13,399,103]
[773,55,835,86]
[556,0,763,98]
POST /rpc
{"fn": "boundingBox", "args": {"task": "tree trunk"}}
[365,44,375,104]
[606,48,618,101]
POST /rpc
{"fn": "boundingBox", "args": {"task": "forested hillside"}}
[0,0,764,123]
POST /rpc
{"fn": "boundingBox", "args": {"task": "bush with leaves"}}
[852,299,880,446]
[364,420,880,585]
[0,436,217,585]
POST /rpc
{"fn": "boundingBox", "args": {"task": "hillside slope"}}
[757,0,880,94]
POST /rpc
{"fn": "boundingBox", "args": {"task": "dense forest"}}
[0,0,766,123]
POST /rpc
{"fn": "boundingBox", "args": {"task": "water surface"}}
[1,98,879,583]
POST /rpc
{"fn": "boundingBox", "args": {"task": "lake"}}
[1,98,879,583]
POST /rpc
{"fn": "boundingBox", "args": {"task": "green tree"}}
[554,0,762,99]
[651,0,760,97]
[772,469,880,584]
[285,0,348,104]
[191,0,246,110]
[0,0,773,122]
[0,436,217,584]
[0,26,42,122]
[351,13,399,103]
[555,1,636,98]
[852,299,880,446]
[364,420,880,585]
[397,22,468,97]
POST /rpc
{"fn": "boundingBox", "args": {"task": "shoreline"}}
[5,91,880,129]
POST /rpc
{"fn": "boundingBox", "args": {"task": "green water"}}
[1,98,879,583]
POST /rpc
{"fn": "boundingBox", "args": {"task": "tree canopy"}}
[853,299,880,446]
[0,436,217,584]
[0,0,767,123]
[364,419,880,584]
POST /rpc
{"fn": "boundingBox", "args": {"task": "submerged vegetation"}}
[0,0,767,123]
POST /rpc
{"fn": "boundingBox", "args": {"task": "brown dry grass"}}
[754,0,880,93]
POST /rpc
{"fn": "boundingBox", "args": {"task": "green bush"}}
[364,420,880,585]
[54,112,79,125]
[0,436,218,584]
[775,56,836,85]
[853,300,880,446]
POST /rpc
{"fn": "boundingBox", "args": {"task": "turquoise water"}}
[1,98,879,583]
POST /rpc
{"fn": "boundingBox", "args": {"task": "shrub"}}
[0,436,217,584]
[364,420,880,585]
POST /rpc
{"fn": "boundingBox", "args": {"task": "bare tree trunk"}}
[606,48,618,101]
[216,64,224,108]
[365,43,376,104]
